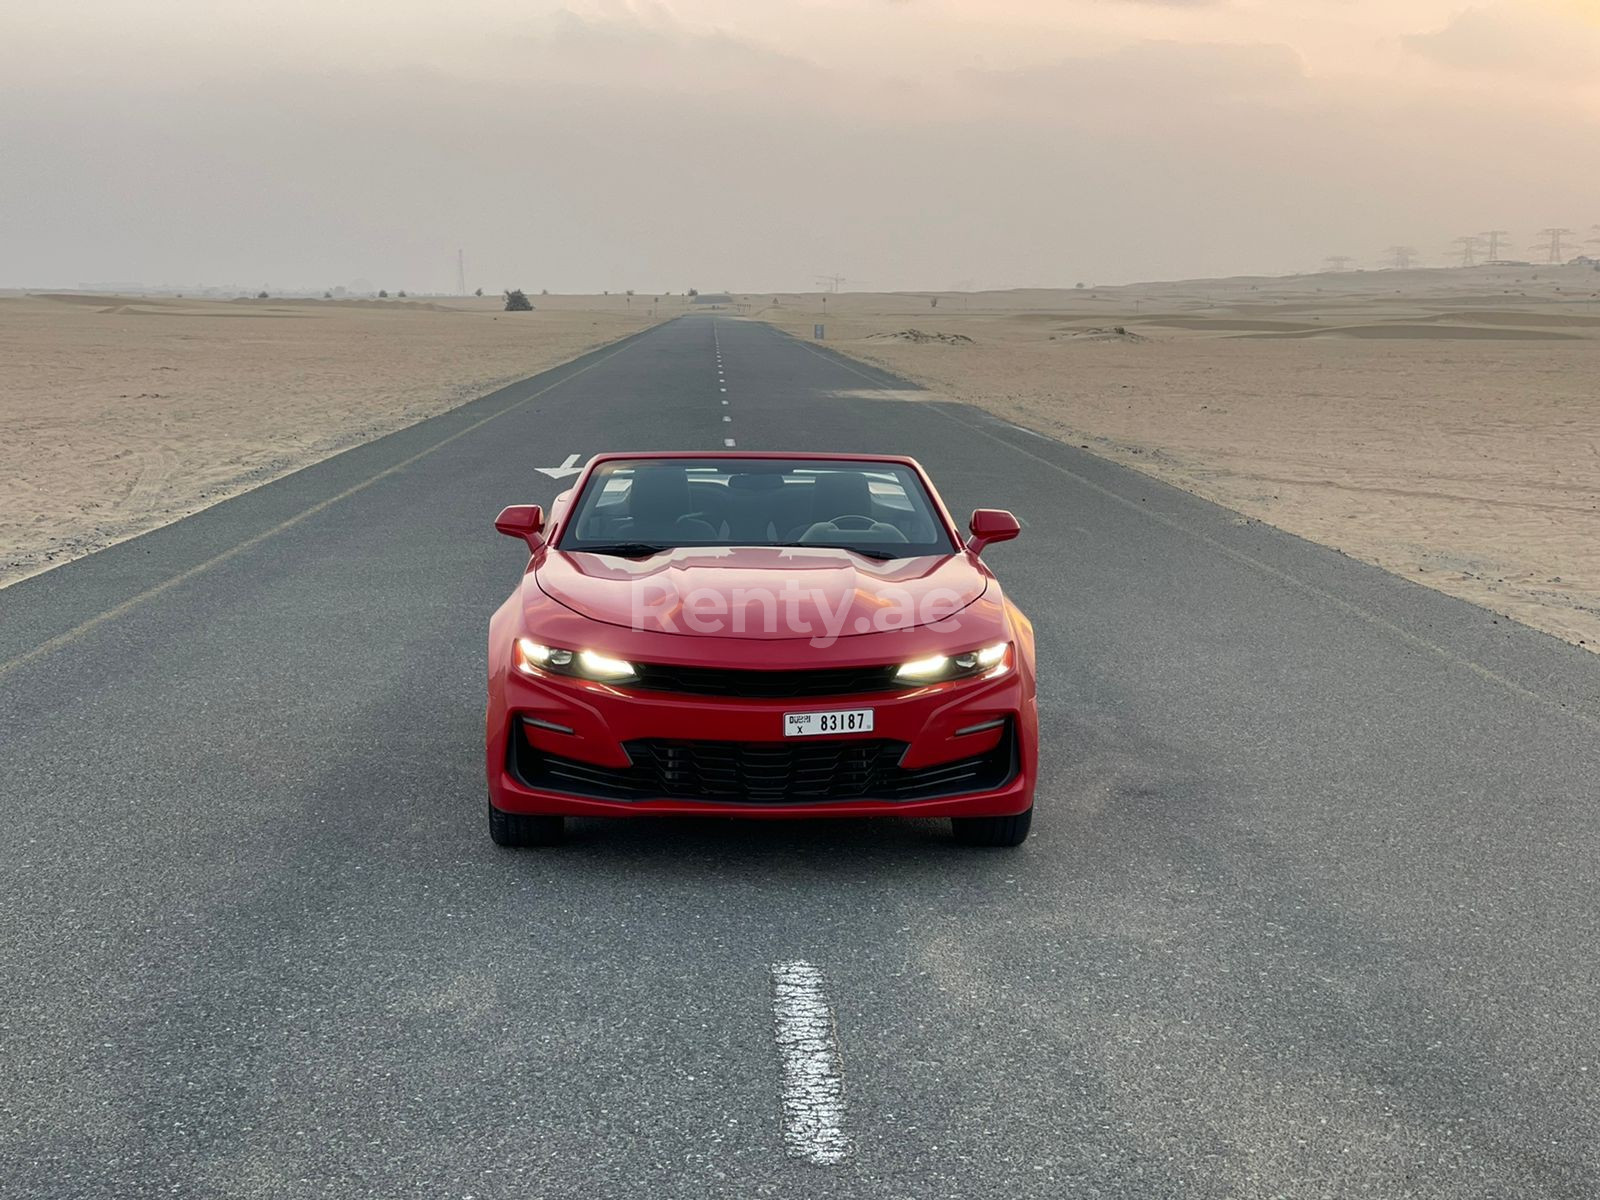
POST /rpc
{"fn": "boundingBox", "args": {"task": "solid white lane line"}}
[724,437,736,447]
[770,961,850,1165]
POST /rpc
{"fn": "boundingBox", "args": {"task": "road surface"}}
[3,316,1599,1198]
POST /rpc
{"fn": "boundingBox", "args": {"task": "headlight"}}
[894,641,1010,684]
[516,638,638,683]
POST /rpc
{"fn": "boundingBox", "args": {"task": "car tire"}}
[951,806,1032,847]
[487,800,565,848]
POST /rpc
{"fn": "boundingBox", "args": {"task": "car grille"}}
[514,725,1014,804]
[627,662,905,699]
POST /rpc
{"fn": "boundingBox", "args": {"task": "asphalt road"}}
[3,315,1600,1199]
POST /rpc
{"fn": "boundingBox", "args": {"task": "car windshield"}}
[557,458,958,559]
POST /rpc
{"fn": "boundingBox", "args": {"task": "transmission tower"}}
[1536,228,1575,264]
[1323,255,1354,272]
[1452,235,1483,268]
[1385,245,1419,269]
[1479,230,1510,261]
[456,249,466,296]
[814,274,847,293]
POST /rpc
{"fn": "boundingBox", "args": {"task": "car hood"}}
[533,545,987,639]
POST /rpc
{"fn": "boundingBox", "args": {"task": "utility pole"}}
[1452,235,1483,268]
[1385,245,1419,269]
[1323,255,1354,272]
[1480,230,1509,262]
[456,249,466,296]
[1536,228,1576,264]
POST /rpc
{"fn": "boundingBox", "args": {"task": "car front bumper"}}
[486,665,1037,819]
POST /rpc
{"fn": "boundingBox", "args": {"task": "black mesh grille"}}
[627,662,904,699]
[514,724,1014,804]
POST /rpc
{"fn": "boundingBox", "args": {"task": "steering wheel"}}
[826,514,878,531]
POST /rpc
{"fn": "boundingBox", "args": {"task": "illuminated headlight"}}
[516,638,638,683]
[894,641,1010,684]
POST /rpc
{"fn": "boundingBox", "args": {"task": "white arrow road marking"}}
[537,453,582,479]
[770,961,850,1165]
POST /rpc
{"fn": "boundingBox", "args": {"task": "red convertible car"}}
[486,452,1037,847]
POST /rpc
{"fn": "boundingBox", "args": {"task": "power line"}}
[1323,255,1354,272]
[814,274,846,293]
[456,249,467,296]
[1385,245,1419,269]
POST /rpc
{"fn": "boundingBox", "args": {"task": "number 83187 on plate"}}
[784,709,874,737]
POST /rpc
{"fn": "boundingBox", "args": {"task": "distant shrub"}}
[398,290,407,298]
[378,289,388,298]
[687,288,699,297]
[504,289,533,312]
[474,287,483,297]
[257,290,269,299]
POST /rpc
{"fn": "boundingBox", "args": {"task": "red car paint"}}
[486,452,1037,825]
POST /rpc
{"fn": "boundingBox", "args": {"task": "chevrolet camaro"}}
[486,452,1037,847]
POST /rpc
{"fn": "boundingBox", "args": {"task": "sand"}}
[746,265,1600,651]
[0,292,675,588]
[8,272,1599,653]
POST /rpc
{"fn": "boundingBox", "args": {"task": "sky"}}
[2,0,1597,293]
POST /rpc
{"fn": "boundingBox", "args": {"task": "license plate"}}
[784,708,874,737]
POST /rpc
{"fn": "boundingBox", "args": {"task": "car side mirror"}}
[966,508,1020,556]
[494,504,545,551]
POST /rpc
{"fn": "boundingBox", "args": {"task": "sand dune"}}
[748,264,1600,651]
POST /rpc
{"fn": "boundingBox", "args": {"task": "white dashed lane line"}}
[770,961,850,1166]
[715,325,730,433]
[724,437,736,447]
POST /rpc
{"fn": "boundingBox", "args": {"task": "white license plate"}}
[784,709,875,737]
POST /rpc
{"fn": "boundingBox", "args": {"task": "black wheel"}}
[951,806,1032,847]
[488,800,565,847]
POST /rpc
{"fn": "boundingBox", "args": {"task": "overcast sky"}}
[3,0,1597,293]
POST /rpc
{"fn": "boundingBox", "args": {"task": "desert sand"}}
[7,272,1599,654]
[747,264,1600,651]
[0,292,673,587]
